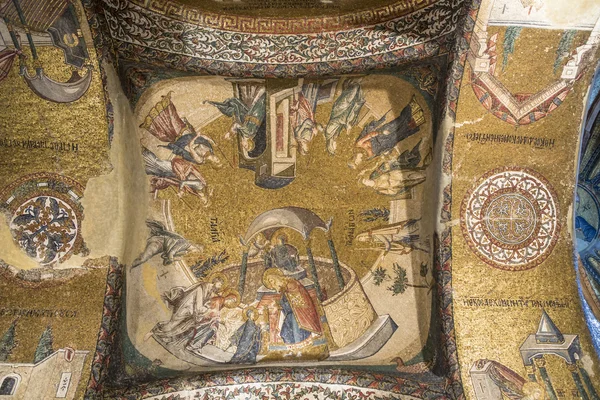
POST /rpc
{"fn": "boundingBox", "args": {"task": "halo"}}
[242,306,258,321]
[242,137,255,152]
[262,268,284,290]
[271,231,288,245]
[521,382,543,398]
[206,272,228,288]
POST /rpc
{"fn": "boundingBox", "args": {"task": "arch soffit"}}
[244,207,331,243]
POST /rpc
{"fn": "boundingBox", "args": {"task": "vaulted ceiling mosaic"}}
[0,0,599,399]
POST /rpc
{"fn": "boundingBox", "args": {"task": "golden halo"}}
[242,137,255,152]
[271,231,288,245]
[242,306,258,321]
[206,272,228,288]
[522,382,544,399]
[262,268,284,290]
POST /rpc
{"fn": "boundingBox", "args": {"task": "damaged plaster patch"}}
[80,61,149,266]
[454,116,486,128]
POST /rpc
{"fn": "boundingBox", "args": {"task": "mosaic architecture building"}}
[0,0,599,399]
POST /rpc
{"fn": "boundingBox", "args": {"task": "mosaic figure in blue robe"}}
[280,293,312,344]
[264,235,299,273]
[351,95,425,168]
[230,307,262,364]
[576,215,597,243]
[206,93,267,158]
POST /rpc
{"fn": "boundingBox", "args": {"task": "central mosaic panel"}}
[126,73,437,372]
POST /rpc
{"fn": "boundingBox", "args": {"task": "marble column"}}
[238,251,248,297]
[326,236,345,290]
[577,361,599,400]
[568,362,590,400]
[534,357,557,400]
[525,364,537,382]
[305,240,324,301]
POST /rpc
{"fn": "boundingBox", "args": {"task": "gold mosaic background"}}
[452,25,600,397]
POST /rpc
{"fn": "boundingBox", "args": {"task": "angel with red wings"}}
[139,93,222,204]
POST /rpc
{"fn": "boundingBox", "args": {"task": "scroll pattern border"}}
[128,0,437,34]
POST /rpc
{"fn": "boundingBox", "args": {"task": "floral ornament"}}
[1,173,88,266]
[11,196,78,265]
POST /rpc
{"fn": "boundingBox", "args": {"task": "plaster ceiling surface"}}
[488,0,600,30]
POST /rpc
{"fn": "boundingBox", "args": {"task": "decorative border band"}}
[127,0,437,34]
[103,0,462,66]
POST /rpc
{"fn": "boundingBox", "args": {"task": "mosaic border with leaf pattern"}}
[93,0,463,74]
[127,0,438,34]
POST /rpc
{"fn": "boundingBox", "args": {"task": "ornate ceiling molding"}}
[127,0,439,34]
[93,0,463,76]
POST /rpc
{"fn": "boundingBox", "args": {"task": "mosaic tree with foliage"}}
[359,207,390,223]
[0,319,18,362]
[554,30,577,73]
[190,250,229,279]
[502,26,523,71]
[373,262,432,295]
[34,326,54,363]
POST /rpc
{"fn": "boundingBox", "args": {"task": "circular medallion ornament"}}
[10,196,79,264]
[0,173,87,266]
[461,167,560,271]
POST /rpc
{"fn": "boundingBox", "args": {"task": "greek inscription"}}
[460,297,571,309]
[345,209,356,246]
[0,138,79,152]
[0,308,78,318]
[210,217,221,243]
[464,132,555,149]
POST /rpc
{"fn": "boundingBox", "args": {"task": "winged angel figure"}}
[139,92,221,205]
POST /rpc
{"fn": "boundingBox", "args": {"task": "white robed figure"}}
[324,78,365,155]
[356,219,429,255]
[151,275,225,347]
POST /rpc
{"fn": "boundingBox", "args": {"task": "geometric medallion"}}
[461,167,560,271]
[1,172,87,266]
[10,196,79,265]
